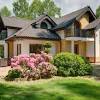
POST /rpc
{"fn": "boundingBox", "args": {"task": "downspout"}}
[94,29,96,63]
[60,39,62,52]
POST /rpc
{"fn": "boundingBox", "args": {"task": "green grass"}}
[0,77,100,100]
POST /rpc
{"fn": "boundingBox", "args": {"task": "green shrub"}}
[53,52,92,76]
[5,69,22,81]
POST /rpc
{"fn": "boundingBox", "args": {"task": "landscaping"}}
[4,52,93,81]
[0,52,98,100]
[5,52,57,81]
[0,77,100,100]
[53,52,92,76]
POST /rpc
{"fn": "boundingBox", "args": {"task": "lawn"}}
[0,77,100,100]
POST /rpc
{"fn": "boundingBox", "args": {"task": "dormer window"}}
[40,22,48,29]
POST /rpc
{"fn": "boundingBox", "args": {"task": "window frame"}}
[17,44,21,56]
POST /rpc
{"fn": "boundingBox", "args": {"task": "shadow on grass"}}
[56,82,100,100]
[0,80,100,100]
[0,83,67,100]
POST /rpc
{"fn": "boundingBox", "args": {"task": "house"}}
[0,6,100,64]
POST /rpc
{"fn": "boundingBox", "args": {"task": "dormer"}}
[31,15,57,30]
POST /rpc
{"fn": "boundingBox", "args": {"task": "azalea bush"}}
[6,52,57,81]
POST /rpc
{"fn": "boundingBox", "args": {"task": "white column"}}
[95,29,100,62]
[71,40,74,53]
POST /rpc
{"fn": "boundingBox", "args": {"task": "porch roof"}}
[5,25,61,40]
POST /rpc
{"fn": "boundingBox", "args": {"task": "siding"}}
[79,13,89,29]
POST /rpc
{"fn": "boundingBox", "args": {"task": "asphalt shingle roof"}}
[84,19,100,29]
[53,18,76,30]
[1,16,32,28]
[53,6,96,24]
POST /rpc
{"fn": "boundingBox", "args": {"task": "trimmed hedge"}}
[53,52,93,76]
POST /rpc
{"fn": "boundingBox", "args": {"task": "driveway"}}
[0,66,11,78]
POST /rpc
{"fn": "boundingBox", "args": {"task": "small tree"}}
[43,42,52,53]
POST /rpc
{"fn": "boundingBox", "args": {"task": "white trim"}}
[65,37,94,41]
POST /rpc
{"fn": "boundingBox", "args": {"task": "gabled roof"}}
[53,6,96,24]
[5,14,60,40]
[1,14,56,29]
[1,16,32,28]
[84,18,100,29]
[6,25,60,40]
[53,18,76,30]
[31,14,57,27]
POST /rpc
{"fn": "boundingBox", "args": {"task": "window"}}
[40,22,48,29]
[0,30,7,40]
[30,44,43,53]
[0,45,4,58]
[17,44,21,55]
[64,27,73,37]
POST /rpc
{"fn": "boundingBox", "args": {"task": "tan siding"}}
[8,41,14,58]
[13,39,60,56]
[79,13,89,29]
[79,42,86,56]
[55,41,60,53]
[61,40,66,52]
[66,41,71,52]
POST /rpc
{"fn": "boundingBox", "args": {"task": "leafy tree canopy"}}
[96,5,100,18]
[0,6,11,17]
[13,0,61,19]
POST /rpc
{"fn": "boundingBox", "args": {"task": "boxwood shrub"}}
[53,52,93,76]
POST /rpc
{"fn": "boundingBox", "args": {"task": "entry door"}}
[74,44,79,54]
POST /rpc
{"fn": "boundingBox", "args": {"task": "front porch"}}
[61,37,95,63]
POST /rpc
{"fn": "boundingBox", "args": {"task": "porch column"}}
[71,40,74,53]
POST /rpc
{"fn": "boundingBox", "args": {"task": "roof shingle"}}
[2,16,32,28]
[84,19,100,29]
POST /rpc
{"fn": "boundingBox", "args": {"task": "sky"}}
[0,0,100,15]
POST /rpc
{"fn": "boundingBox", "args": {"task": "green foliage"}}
[5,69,22,81]
[0,77,100,100]
[43,42,52,53]
[96,5,100,18]
[0,6,11,17]
[53,52,93,76]
[13,0,61,19]
[13,0,30,19]
[0,46,4,58]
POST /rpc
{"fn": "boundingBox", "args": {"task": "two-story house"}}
[0,6,100,64]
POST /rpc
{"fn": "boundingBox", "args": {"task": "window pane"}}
[30,44,43,53]
[0,45,4,58]
[17,44,21,55]
[41,22,48,29]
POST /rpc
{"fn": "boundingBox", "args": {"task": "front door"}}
[74,44,79,54]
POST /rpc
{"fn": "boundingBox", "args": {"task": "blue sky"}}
[0,0,100,15]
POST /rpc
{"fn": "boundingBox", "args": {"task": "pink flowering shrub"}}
[8,52,57,80]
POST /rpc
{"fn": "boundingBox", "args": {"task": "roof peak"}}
[62,6,90,17]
